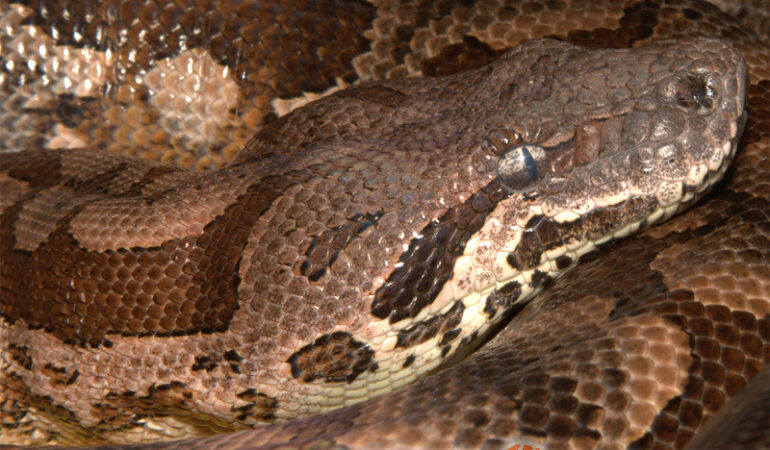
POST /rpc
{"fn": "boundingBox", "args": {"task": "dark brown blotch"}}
[507,198,656,275]
[8,343,33,370]
[506,252,522,270]
[558,197,659,251]
[555,255,573,269]
[529,270,552,288]
[371,179,510,324]
[224,349,243,374]
[483,280,522,318]
[565,0,658,48]
[41,363,79,386]
[231,389,279,422]
[440,328,461,346]
[191,355,217,372]
[223,350,243,362]
[287,331,377,383]
[515,229,544,269]
[421,35,502,77]
[395,301,465,349]
[3,150,63,188]
[298,211,383,282]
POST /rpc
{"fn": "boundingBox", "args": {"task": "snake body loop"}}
[0,1,768,448]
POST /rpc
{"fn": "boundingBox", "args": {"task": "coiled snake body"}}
[0,1,768,449]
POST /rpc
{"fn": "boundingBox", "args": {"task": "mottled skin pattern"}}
[2,36,744,444]
[0,1,768,449]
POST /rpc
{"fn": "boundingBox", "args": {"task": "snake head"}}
[355,37,749,383]
[366,36,748,347]
[476,37,747,221]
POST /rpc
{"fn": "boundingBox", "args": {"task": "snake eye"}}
[497,144,549,191]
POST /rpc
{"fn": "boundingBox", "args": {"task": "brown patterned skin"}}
[1,35,746,445]
[0,0,379,168]
[0,1,768,449]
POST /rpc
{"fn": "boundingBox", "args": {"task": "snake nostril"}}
[666,74,718,113]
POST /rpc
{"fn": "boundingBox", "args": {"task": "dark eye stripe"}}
[521,146,539,181]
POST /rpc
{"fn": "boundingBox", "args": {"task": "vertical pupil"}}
[521,146,538,180]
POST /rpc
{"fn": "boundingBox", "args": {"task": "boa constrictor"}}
[0,0,768,448]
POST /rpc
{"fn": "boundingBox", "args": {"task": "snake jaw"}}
[650,39,748,215]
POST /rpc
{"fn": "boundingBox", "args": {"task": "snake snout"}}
[656,38,747,130]
[588,39,749,230]
[650,39,748,199]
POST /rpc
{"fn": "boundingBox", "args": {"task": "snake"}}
[0,0,768,448]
